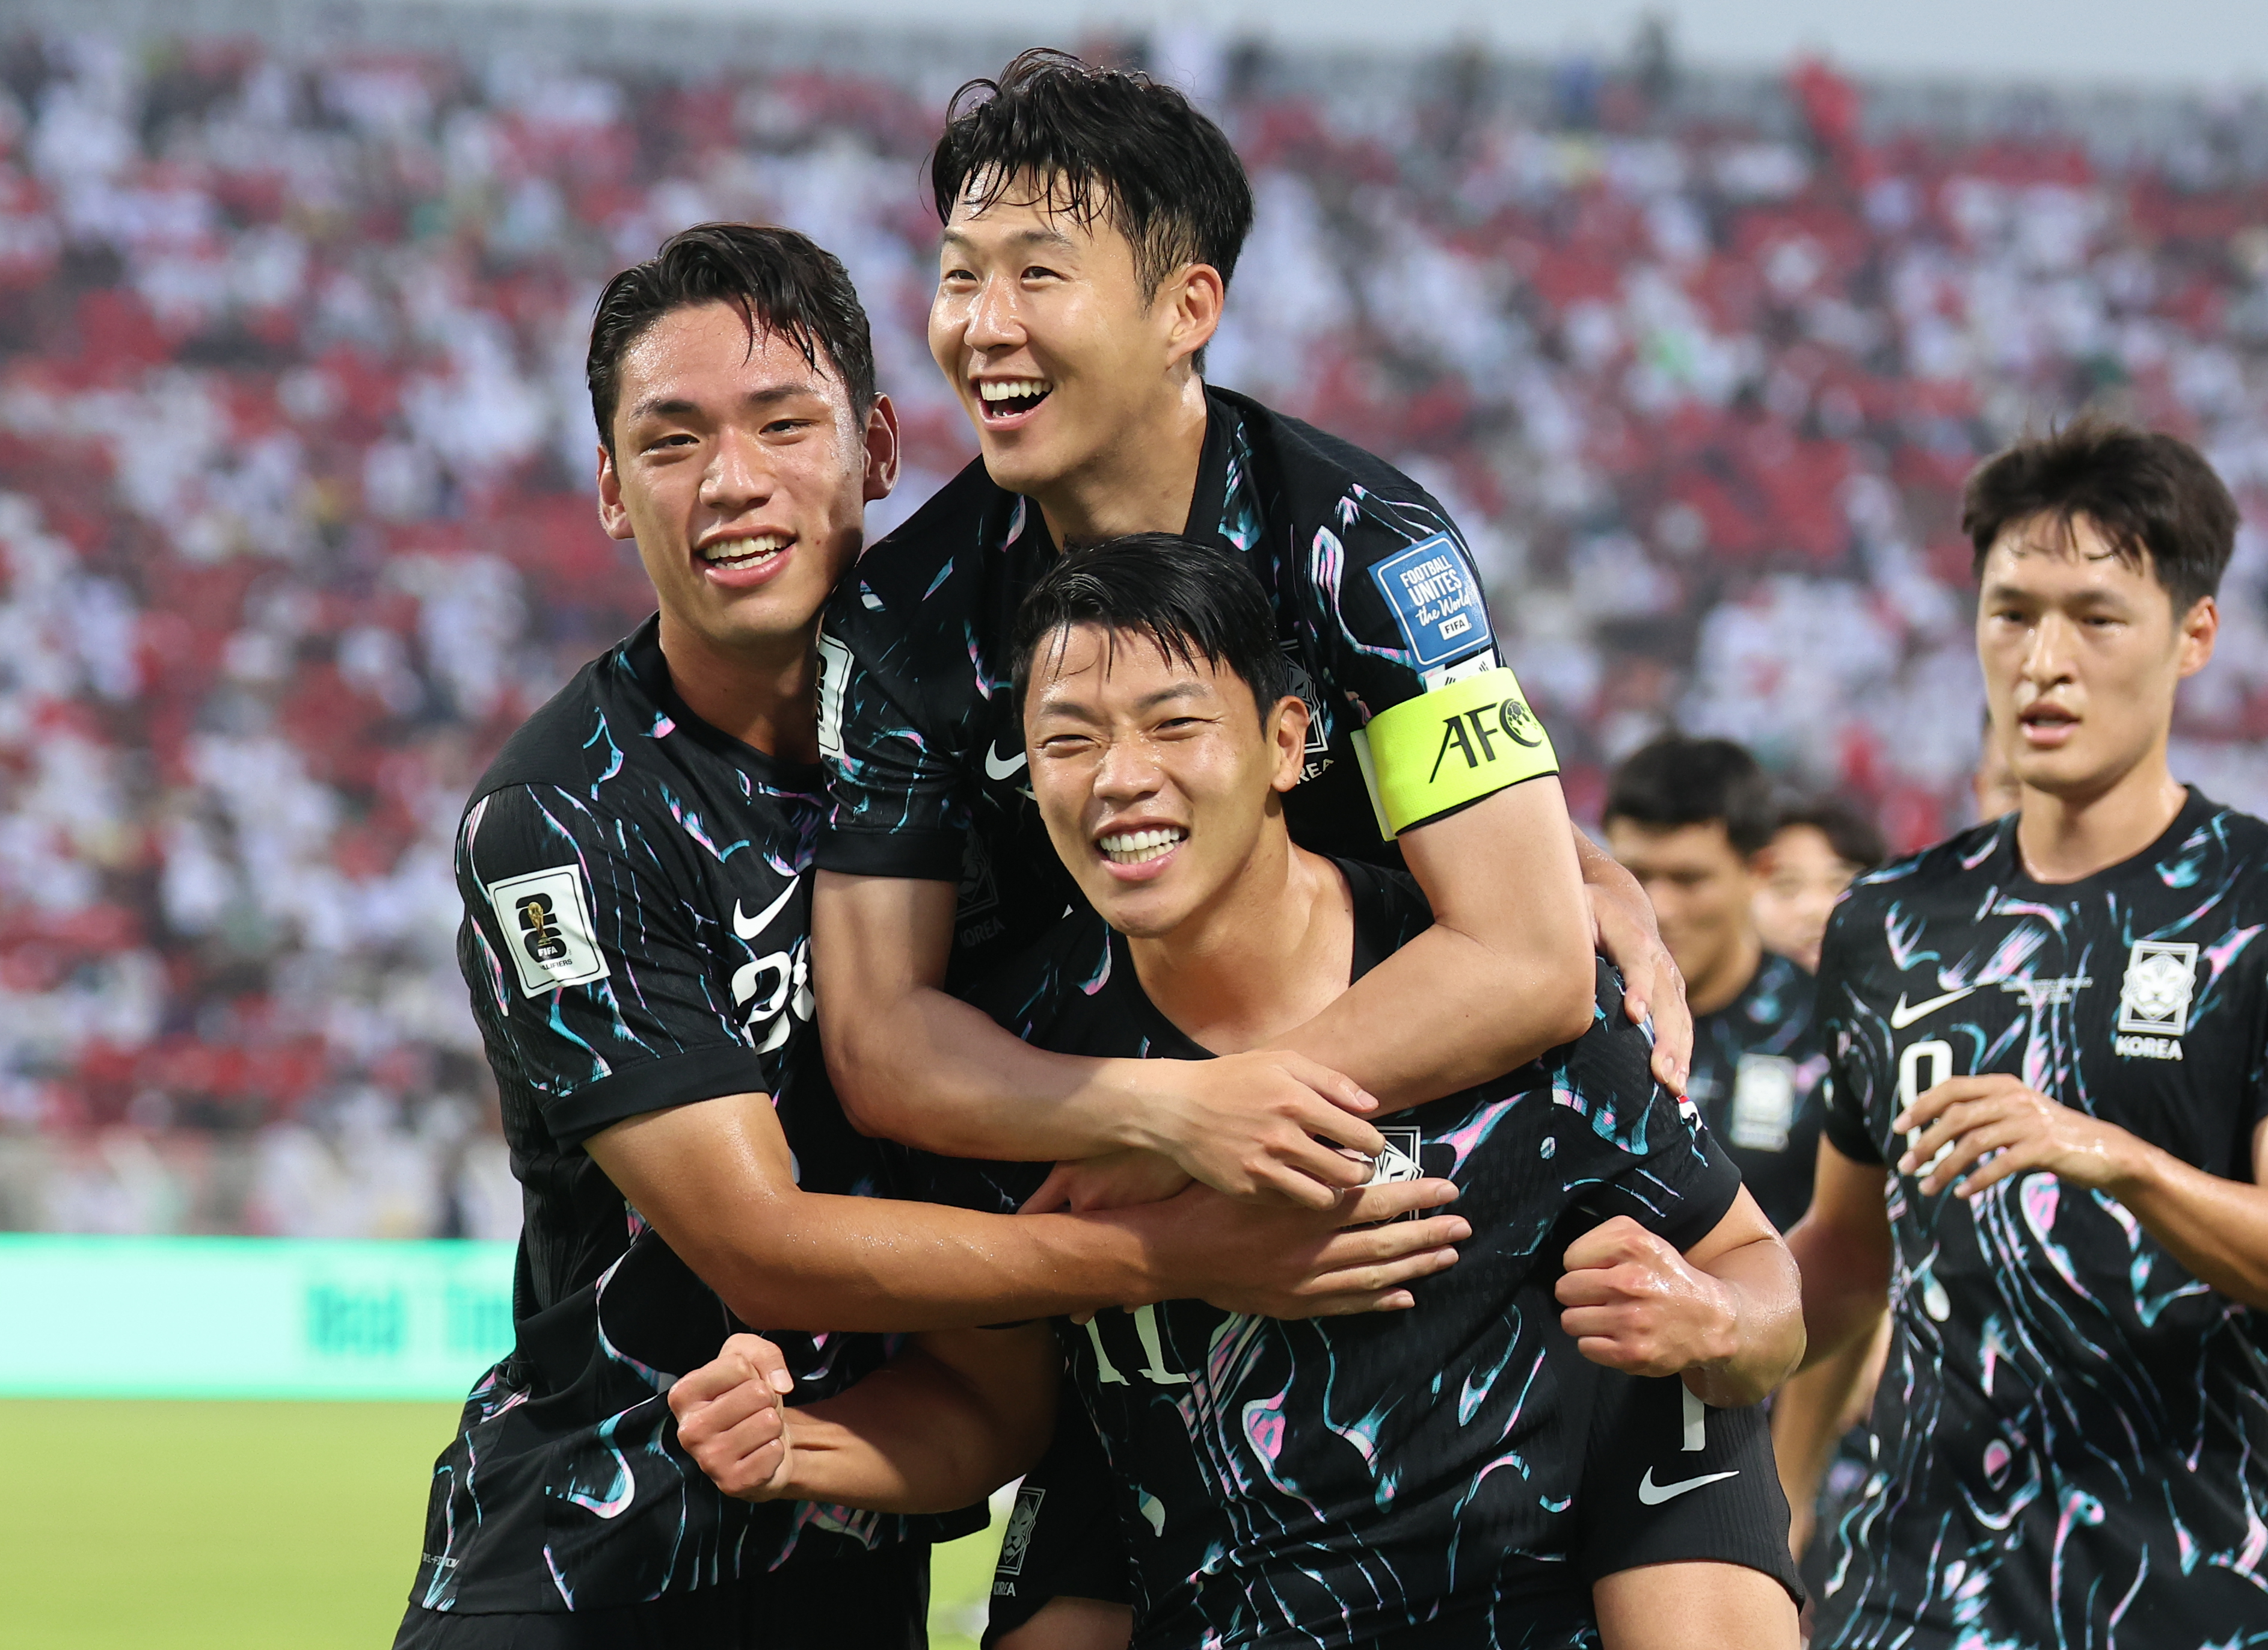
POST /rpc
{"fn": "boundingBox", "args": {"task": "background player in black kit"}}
[1786,420,2268,1648]
[1602,737,1830,1236]
[396,226,1471,1649]
[671,538,1804,1649]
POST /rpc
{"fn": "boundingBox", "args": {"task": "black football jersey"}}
[1815,789,2268,1648]
[408,617,950,1616]
[816,384,1553,984]
[1686,951,1828,1233]
[930,861,1741,1649]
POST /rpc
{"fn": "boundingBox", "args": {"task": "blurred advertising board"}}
[0,1236,514,1399]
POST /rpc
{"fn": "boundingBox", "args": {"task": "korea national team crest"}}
[2115,940,2198,1059]
[995,1485,1045,1581]
[484,866,608,995]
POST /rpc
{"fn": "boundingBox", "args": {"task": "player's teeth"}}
[977,378,1052,402]
[1099,828,1186,864]
[701,535,787,565]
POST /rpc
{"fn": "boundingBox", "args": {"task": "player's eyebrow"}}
[941,224,1078,254]
[625,382,823,423]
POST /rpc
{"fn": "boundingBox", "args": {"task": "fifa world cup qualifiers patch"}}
[1369,535,1495,675]
[485,866,609,996]
[1349,667,1558,838]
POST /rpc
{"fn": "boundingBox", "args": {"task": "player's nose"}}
[701,426,775,513]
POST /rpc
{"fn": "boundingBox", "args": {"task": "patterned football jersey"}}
[929,860,1742,1649]
[409,617,959,1616]
[814,384,1553,983]
[1815,788,2268,1648]
[1686,952,1828,1233]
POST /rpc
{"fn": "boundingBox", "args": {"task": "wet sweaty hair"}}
[1010,535,1294,724]
[1962,417,2237,614]
[586,222,876,452]
[1603,735,1778,858]
[931,48,1255,300]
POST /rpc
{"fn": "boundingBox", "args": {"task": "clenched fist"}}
[667,1333,799,1501]
[1555,1215,1738,1378]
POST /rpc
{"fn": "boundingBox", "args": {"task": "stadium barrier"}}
[0,1235,514,1400]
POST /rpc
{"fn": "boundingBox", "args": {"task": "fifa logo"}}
[515,893,567,964]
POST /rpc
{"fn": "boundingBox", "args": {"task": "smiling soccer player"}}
[1784,421,2268,1649]
[674,538,1804,1650]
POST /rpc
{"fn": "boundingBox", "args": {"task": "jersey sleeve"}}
[458,783,772,1148]
[1306,504,1559,839]
[1559,967,1742,1252]
[1813,906,1887,1166]
[811,578,968,884]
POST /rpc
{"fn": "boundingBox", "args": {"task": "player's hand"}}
[1896,1073,2139,1198]
[1117,1050,1388,1208]
[1160,1175,1468,1319]
[1587,873,1691,1095]
[1022,1149,1193,1213]
[667,1332,798,1501]
[1557,1215,1737,1376]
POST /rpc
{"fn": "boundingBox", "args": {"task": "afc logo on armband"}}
[1428,691,1548,781]
[484,866,609,996]
[2115,940,2198,1061]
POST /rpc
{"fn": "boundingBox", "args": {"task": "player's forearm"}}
[1769,1320,1881,1531]
[824,974,1142,1160]
[1684,1233,1805,1406]
[1787,1216,1891,1371]
[778,1350,1054,1515]
[2104,1138,2268,1310]
[679,1193,1165,1332]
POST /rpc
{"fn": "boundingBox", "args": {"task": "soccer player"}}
[1602,737,1827,1236]
[1751,797,1885,975]
[395,226,1467,1649]
[811,49,1694,1234]
[673,538,1806,1649]
[1786,420,2268,1648]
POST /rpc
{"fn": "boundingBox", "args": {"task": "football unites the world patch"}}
[1368,534,1495,671]
[484,865,609,996]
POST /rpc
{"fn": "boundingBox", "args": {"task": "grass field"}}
[0,1399,1003,1648]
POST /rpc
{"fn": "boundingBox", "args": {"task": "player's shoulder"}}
[959,908,1120,1045]
[1842,817,2009,920]
[2166,790,2268,880]
[1218,386,1448,530]
[466,636,651,810]
[829,456,1012,622]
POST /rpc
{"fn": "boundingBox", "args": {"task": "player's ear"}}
[596,442,635,541]
[861,393,901,503]
[1267,693,1309,792]
[2176,593,2218,679]
[1160,262,1224,371]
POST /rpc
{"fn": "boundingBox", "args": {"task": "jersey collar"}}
[617,615,828,797]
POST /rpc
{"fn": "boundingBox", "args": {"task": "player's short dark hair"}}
[932,48,1255,299]
[1773,794,1886,871]
[1010,535,1293,724]
[1962,417,2237,613]
[586,223,876,452]
[1603,735,1777,858]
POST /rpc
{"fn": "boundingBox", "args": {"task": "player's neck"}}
[1684,926,1762,1018]
[1128,839,1353,1054]
[1031,375,1208,547]
[2014,748,2188,885]
[654,610,823,765]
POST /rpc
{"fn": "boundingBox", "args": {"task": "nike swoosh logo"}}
[1637,1467,1739,1505]
[983,744,1027,781]
[733,881,798,942]
[1889,986,1978,1030]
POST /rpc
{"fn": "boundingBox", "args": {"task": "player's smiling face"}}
[598,300,896,657]
[1022,623,1306,939]
[1976,513,2217,803]
[930,174,1206,501]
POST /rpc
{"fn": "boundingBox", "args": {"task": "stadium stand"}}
[3,16,2267,1236]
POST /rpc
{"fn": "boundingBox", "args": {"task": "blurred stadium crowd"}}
[4,19,2268,1237]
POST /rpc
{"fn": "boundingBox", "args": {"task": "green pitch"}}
[0,1399,1001,1648]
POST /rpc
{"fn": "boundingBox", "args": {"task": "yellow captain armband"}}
[1349,668,1558,840]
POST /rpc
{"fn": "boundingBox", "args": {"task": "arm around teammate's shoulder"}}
[585,1087,1474,1332]
[1288,779,1597,1109]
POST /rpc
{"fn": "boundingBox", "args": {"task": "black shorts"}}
[393,1542,931,1650]
[1576,1368,1804,1605]
[982,1415,1132,1648]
